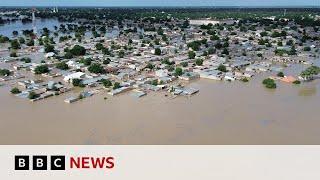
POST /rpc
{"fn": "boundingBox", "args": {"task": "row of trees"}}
[300,66,320,79]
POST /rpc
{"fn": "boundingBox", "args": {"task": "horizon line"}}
[0,5,320,8]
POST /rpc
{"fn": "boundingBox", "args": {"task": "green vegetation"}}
[10,87,21,94]
[262,78,277,89]
[10,52,17,57]
[26,39,34,46]
[80,58,92,66]
[241,77,249,82]
[187,40,204,51]
[174,67,183,76]
[155,48,161,55]
[217,64,227,72]
[303,46,311,51]
[95,43,104,50]
[145,63,154,70]
[151,79,158,86]
[64,52,73,59]
[103,59,111,65]
[293,80,301,84]
[195,59,203,66]
[44,44,55,53]
[180,62,188,67]
[277,72,284,77]
[113,82,121,90]
[88,63,105,74]
[18,37,25,44]
[208,47,215,54]
[70,45,86,56]
[188,51,196,59]
[21,57,31,63]
[300,66,320,79]
[161,58,174,65]
[72,78,84,87]
[118,50,125,58]
[56,62,69,70]
[34,65,49,74]
[10,39,20,49]
[221,48,229,55]
[0,35,9,43]
[101,79,112,87]
[28,91,39,99]
[0,69,11,76]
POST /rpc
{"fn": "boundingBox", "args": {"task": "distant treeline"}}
[1,7,320,26]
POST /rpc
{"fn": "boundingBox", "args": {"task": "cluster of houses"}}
[16,79,72,102]
[1,15,320,103]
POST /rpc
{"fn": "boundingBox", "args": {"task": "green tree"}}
[19,37,25,44]
[188,51,196,59]
[304,46,311,51]
[10,39,20,49]
[103,58,110,65]
[151,79,158,86]
[64,52,73,59]
[180,62,188,67]
[195,59,203,66]
[56,62,69,70]
[146,63,154,70]
[222,48,229,55]
[44,44,55,53]
[80,58,92,66]
[293,80,301,84]
[21,57,31,63]
[34,65,49,74]
[101,79,112,87]
[175,67,183,76]
[95,43,104,50]
[10,87,21,94]
[88,63,105,74]
[70,45,86,56]
[217,64,227,72]
[0,36,9,43]
[72,78,83,87]
[0,69,11,76]
[155,48,161,55]
[300,66,320,79]
[262,78,277,89]
[28,91,39,99]
[26,39,34,46]
[12,31,18,36]
[113,82,121,90]
[277,72,284,77]
[208,47,216,54]
[118,50,125,58]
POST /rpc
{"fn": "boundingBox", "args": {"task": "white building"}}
[63,72,86,82]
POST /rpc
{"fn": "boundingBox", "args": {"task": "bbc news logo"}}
[15,155,115,171]
[15,156,65,170]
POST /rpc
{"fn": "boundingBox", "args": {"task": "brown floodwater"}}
[0,64,320,145]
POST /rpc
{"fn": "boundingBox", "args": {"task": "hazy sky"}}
[0,0,319,7]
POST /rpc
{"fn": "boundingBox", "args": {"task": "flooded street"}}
[0,70,319,145]
[1,17,320,145]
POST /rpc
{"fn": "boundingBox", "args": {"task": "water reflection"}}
[0,19,61,37]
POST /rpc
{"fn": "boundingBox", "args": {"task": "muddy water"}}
[0,65,320,145]
[0,19,61,37]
